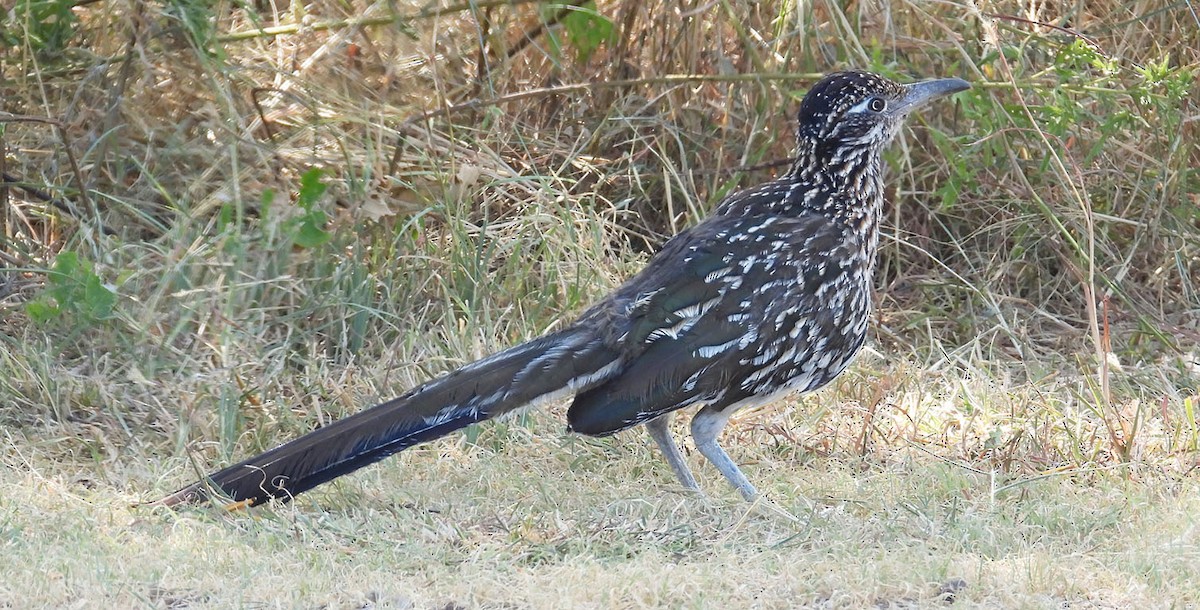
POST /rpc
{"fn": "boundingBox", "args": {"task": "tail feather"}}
[157,326,619,507]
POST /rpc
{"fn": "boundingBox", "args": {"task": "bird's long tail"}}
[156,326,620,507]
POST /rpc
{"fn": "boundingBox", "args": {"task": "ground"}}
[4,359,1199,607]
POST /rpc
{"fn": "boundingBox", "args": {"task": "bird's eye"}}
[868,97,887,112]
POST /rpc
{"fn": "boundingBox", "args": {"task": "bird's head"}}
[793,71,970,169]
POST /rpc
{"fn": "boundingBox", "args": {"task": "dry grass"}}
[6,374,1200,608]
[2,0,1199,607]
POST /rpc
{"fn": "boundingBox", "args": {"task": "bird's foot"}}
[222,499,254,512]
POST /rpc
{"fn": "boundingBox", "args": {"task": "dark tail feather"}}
[156,326,620,507]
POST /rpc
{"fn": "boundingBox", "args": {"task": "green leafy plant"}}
[288,168,333,249]
[6,0,78,58]
[26,251,117,324]
[545,2,615,63]
[163,0,217,55]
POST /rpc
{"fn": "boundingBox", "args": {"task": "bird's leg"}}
[691,406,758,500]
[644,414,700,492]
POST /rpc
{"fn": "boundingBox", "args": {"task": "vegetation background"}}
[2,0,1198,607]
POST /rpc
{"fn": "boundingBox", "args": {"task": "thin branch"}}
[217,0,544,43]
[1,172,116,236]
[0,113,112,235]
[408,72,824,124]
[250,87,282,141]
[387,72,826,175]
[982,12,1103,49]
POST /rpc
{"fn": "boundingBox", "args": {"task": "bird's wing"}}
[567,211,862,436]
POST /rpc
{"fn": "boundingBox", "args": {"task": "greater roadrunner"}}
[159,71,969,507]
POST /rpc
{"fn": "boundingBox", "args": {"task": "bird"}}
[156,70,970,508]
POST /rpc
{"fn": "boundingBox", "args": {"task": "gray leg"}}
[644,414,700,491]
[691,406,758,500]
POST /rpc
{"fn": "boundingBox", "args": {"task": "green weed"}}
[25,251,117,326]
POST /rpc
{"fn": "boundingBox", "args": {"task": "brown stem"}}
[387,71,824,175]
[0,114,114,235]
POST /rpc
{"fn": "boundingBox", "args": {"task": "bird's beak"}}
[891,77,971,116]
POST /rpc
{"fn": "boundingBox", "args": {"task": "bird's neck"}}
[788,139,885,260]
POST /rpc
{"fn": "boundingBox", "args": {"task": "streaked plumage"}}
[158,71,969,507]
